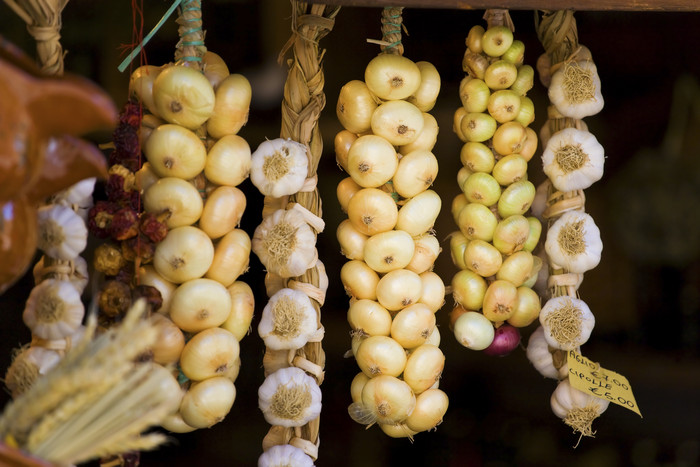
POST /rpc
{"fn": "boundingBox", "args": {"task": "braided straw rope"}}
[536,10,588,300]
[259,1,339,460]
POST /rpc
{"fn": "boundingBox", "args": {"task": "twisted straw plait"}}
[260,1,340,460]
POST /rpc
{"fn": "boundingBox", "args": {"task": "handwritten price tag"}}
[567,350,642,417]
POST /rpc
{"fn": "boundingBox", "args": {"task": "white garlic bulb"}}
[550,377,610,436]
[258,288,320,350]
[542,128,604,192]
[548,60,604,119]
[258,367,322,428]
[4,346,62,398]
[37,204,88,260]
[250,138,309,198]
[545,210,602,274]
[252,208,318,278]
[526,326,569,380]
[258,444,314,467]
[23,278,84,340]
[539,296,595,351]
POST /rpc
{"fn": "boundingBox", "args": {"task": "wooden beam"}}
[306,0,700,11]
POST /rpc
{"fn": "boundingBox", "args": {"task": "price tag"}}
[566,350,642,417]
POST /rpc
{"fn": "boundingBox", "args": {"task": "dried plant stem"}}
[267,1,339,461]
[2,0,68,74]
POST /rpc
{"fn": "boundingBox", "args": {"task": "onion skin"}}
[483,324,521,356]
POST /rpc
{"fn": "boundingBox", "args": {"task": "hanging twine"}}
[174,0,206,70]
[3,0,68,75]
[380,7,403,55]
[268,1,339,461]
[483,8,514,30]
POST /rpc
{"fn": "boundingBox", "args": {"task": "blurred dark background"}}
[1,2,700,466]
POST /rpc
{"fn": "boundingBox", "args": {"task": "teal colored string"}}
[381,8,402,52]
[178,0,203,62]
[117,0,184,72]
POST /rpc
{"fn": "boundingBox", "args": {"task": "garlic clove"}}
[542,128,605,192]
[258,444,314,467]
[545,210,602,274]
[539,296,595,350]
[4,345,62,398]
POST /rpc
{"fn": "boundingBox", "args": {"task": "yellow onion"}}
[496,250,534,287]
[379,423,417,439]
[460,112,497,143]
[180,327,239,381]
[453,107,468,142]
[462,50,488,79]
[482,26,514,57]
[515,95,536,127]
[407,61,441,112]
[460,141,495,173]
[453,311,494,350]
[154,226,215,283]
[392,149,438,199]
[348,299,393,337]
[492,214,530,255]
[492,154,528,186]
[199,186,246,239]
[347,188,398,236]
[451,193,468,224]
[360,374,416,424]
[484,60,518,90]
[337,80,377,134]
[492,121,526,156]
[376,268,423,312]
[145,124,207,179]
[153,65,215,129]
[149,313,185,365]
[523,217,543,252]
[457,167,474,191]
[487,90,521,123]
[459,77,490,113]
[180,376,236,428]
[205,228,250,286]
[451,269,487,311]
[466,25,485,53]
[364,229,415,273]
[129,64,163,115]
[497,180,536,218]
[355,335,407,377]
[396,190,441,237]
[390,303,436,349]
[458,202,498,242]
[371,100,424,146]
[220,281,255,341]
[511,64,535,96]
[464,239,502,277]
[334,130,357,172]
[351,372,370,404]
[449,232,470,270]
[507,286,541,327]
[135,162,160,193]
[206,73,251,138]
[403,344,444,394]
[347,135,398,188]
[463,172,501,206]
[169,278,232,332]
[337,218,368,261]
[406,233,441,275]
[405,388,449,433]
[502,39,526,65]
[419,270,445,313]
[482,280,518,322]
[364,54,421,100]
[143,177,203,229]
[202,50,230,89]
[337,176,362,213]
[399,113,439,154]
[340,260,379,300]
[520,126,539,162]
[204,134,251,187]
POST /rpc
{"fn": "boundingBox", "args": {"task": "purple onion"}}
[483,324,521,356]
